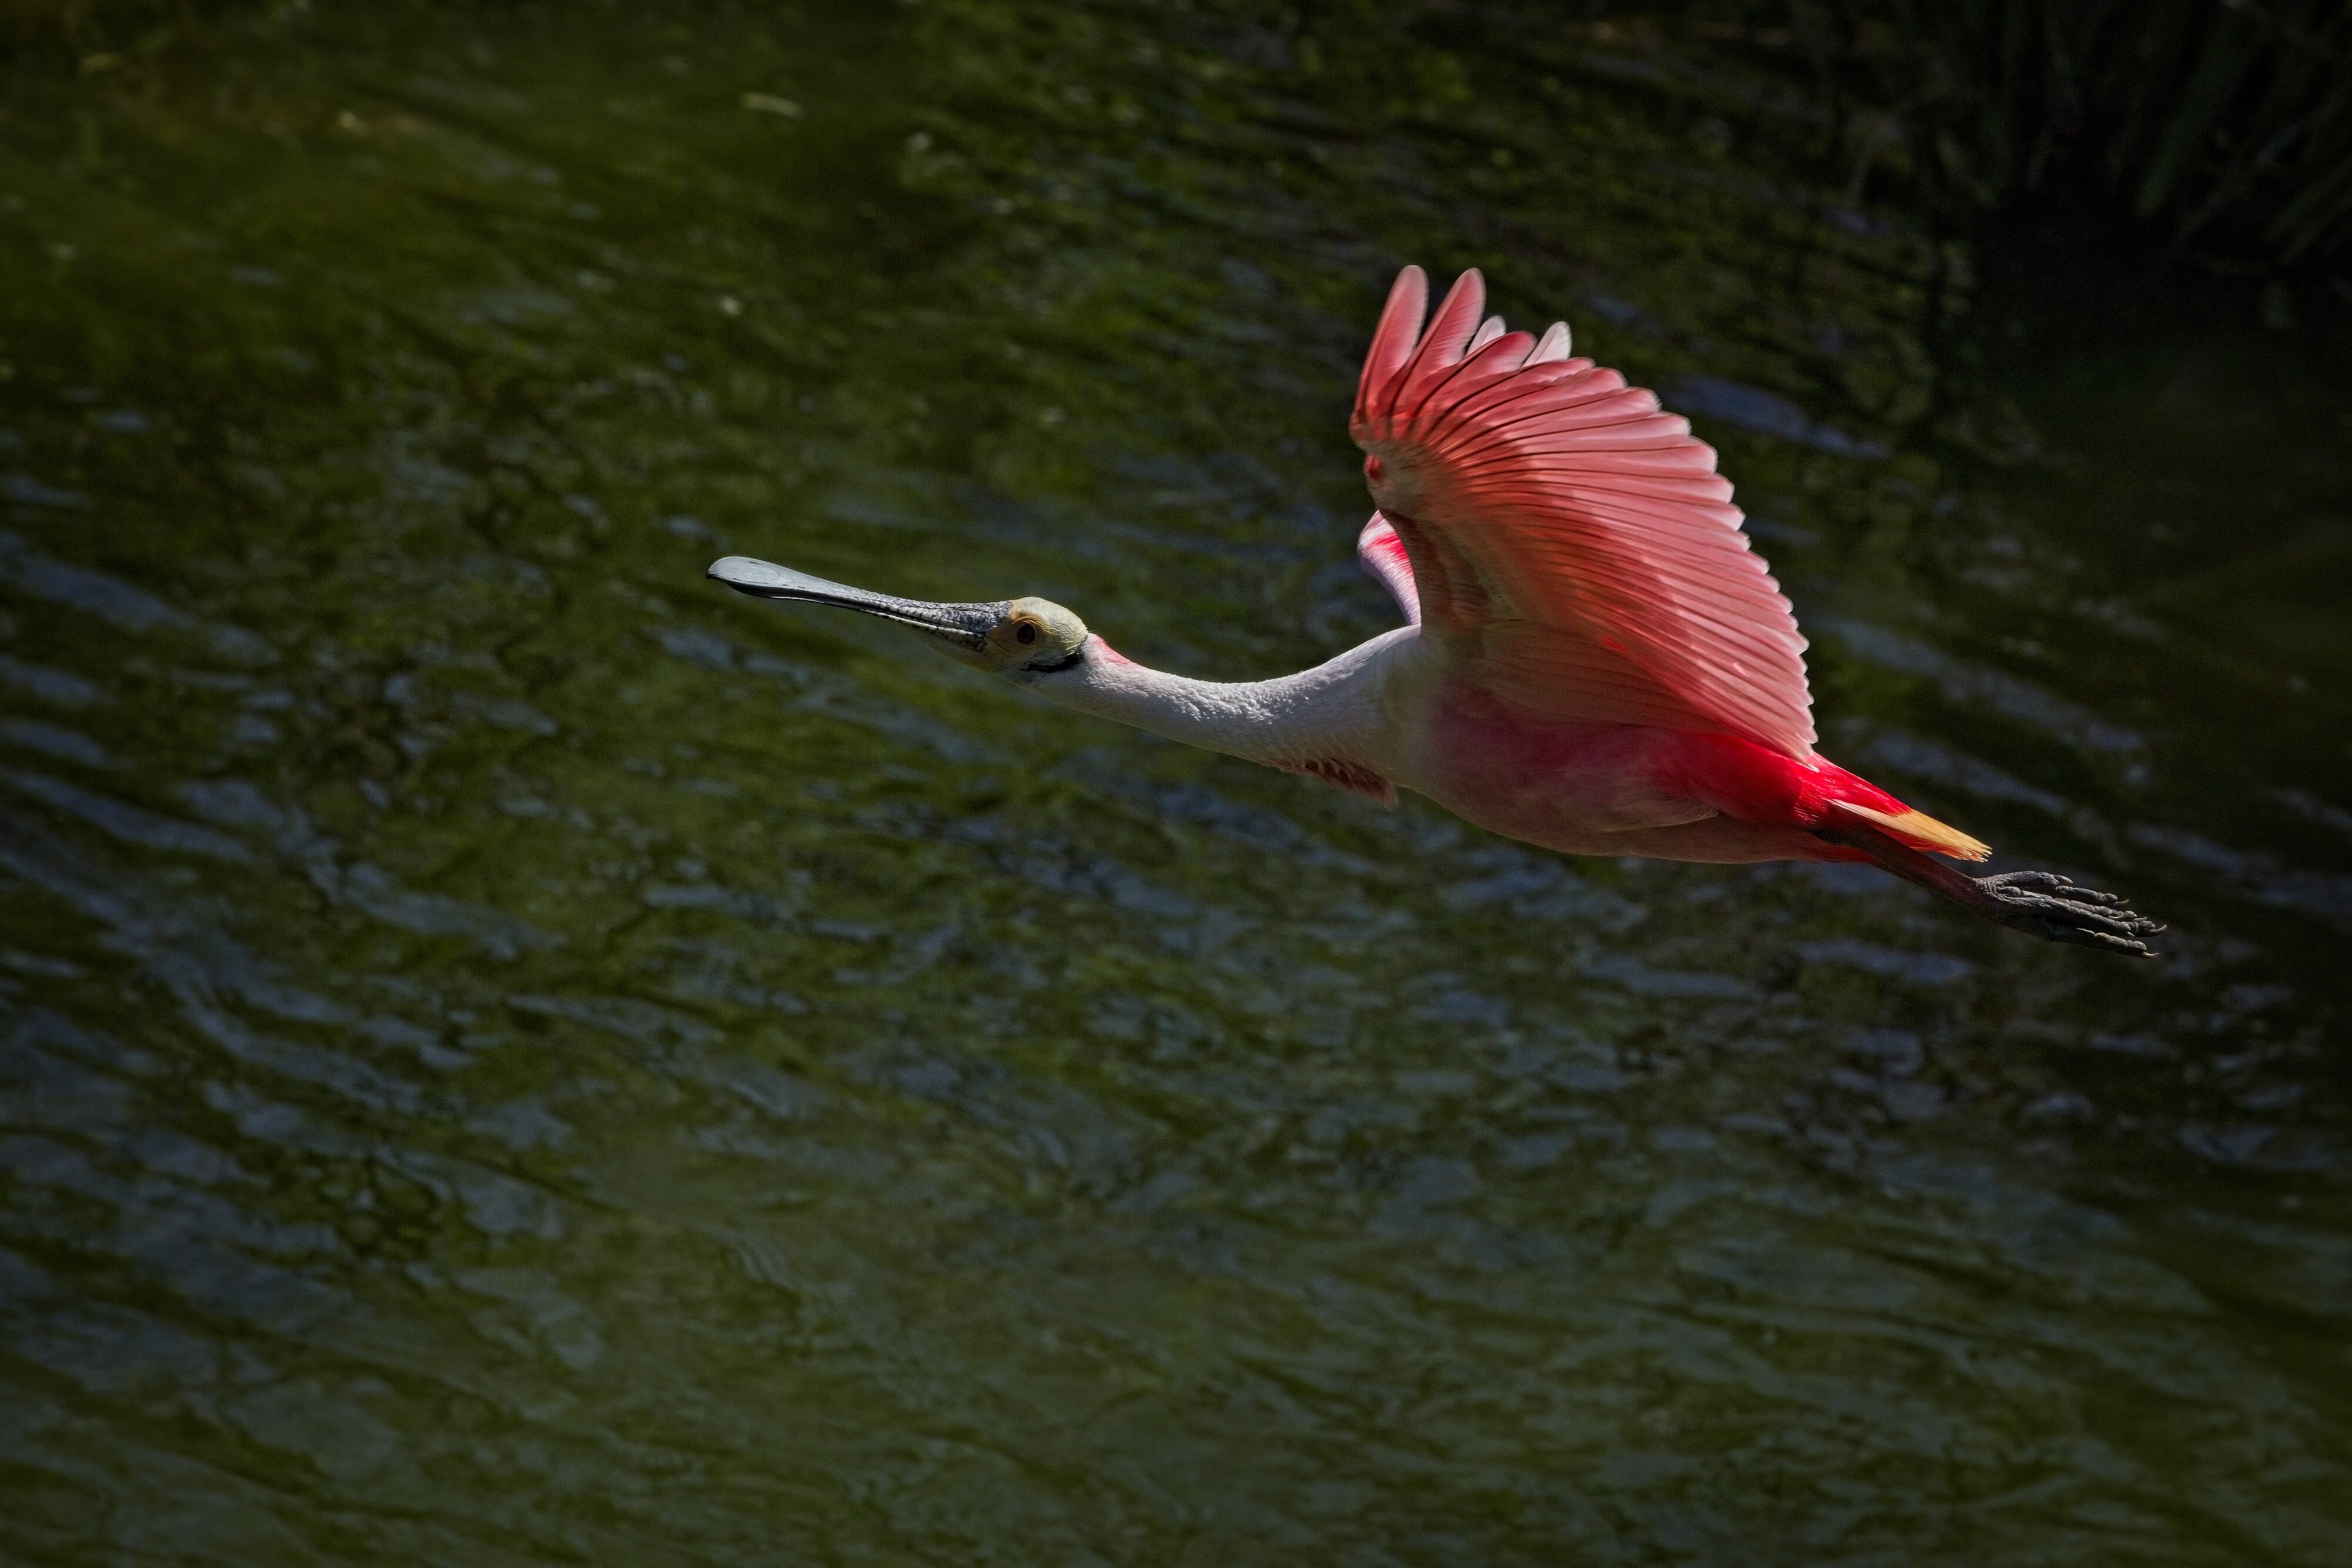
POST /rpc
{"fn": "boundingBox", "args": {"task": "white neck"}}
[1028,627,1421,770]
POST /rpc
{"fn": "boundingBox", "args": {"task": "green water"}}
[2,4,2348,1563]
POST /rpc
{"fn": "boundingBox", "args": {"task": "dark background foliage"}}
[14,0,2352,270]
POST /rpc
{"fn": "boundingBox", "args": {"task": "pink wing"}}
[1356,513,1421,625]
[1351,266,1815,759]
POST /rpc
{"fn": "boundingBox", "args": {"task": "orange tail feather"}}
[1828,800,1991,861]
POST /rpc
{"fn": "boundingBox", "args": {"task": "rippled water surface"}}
[3,4,2348,1563]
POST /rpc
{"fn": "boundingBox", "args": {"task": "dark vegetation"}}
[9,0,2349,282]
[1691,1,2352,270]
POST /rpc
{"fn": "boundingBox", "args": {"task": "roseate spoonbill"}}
[709,266,2161,954]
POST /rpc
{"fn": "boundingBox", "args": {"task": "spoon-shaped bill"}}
[706,556,1008,651]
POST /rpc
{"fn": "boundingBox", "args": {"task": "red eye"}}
[1015,623,1038,645]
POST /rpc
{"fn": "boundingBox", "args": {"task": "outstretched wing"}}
[1351,266,1815,759]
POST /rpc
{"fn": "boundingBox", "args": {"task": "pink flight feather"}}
[1351,266,1816,758]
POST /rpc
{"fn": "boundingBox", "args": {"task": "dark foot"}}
[1817,824,2165,958]
[1970,870,2164,956]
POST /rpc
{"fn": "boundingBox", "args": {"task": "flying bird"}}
[709,266,2160,954]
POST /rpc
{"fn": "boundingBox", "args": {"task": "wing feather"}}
[1351,266,1815,758]
[1357,268,1430,410]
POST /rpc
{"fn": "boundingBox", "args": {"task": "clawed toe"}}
[1979,870,2073,894]
[1978,875,2164,955]
[1977,870,2129,906]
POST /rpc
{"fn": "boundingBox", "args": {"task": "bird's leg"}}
[1815,821,2163,957]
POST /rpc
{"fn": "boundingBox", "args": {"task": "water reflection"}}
[1,1,2347,1562]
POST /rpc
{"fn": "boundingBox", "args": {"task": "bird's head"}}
[706,556,1088,681]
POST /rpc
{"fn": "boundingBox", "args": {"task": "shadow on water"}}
[0,2,2347,1563]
